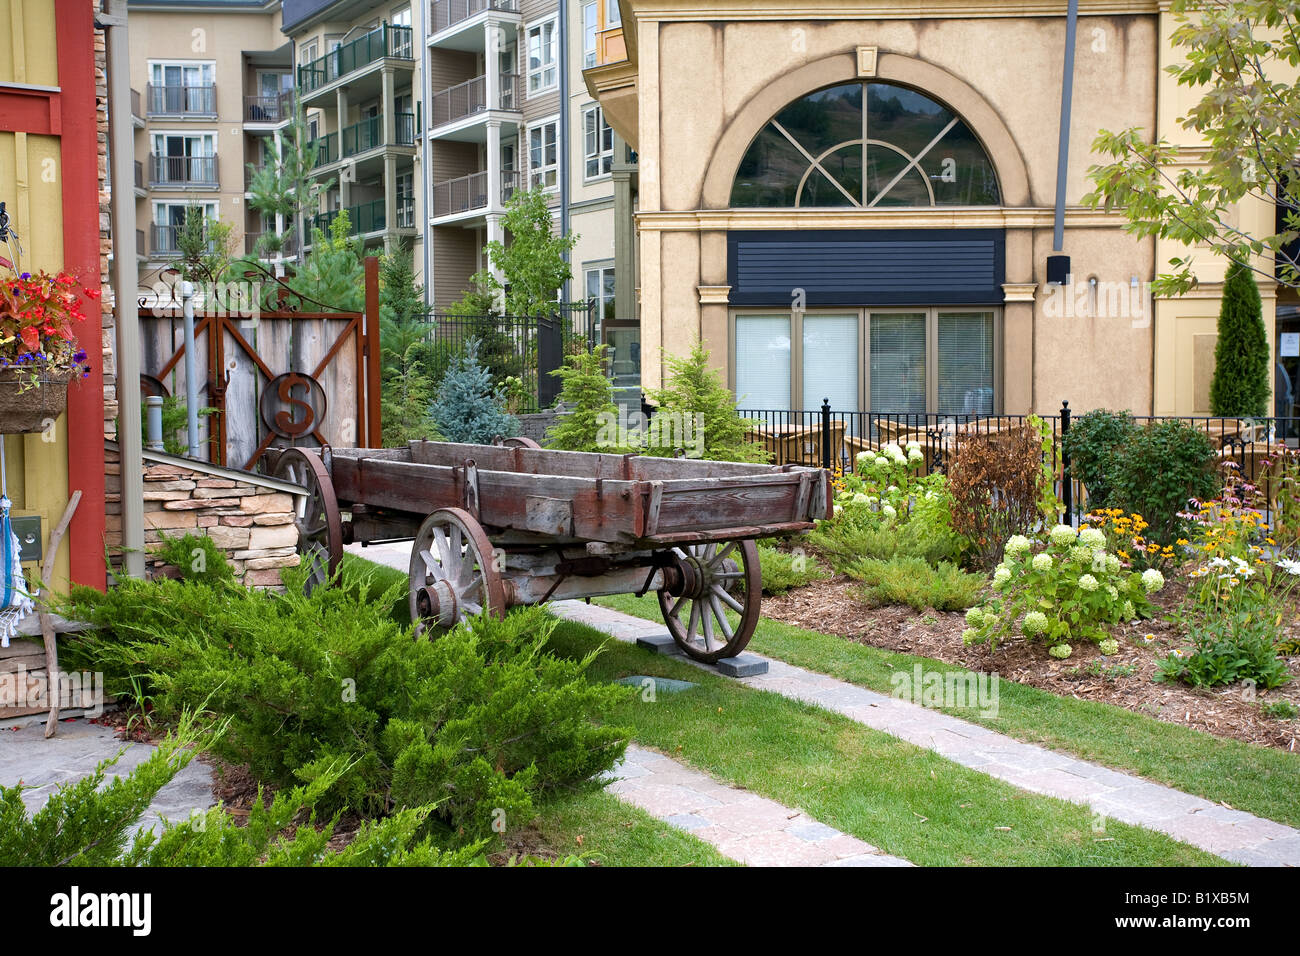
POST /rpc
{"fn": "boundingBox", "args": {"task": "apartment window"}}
[300,39,318,64]
[152,201,219,254]
[605,0,621,26]
[528,119,558,189]
[391,4,411,26]
[583,2,597,68]
[150,132,217,185]
[584,262,615,323]
[527,17,558,94]
[731,308,997,415]
[583,105,613,180]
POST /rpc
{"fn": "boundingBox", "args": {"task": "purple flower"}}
[19,272,30,280]
[73,349,86,363]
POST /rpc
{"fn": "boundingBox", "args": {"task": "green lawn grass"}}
[596,592,1300,830]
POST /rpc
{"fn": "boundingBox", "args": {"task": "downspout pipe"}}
[420,9,432,309]
[558,0,571,303]
[101,0,145,579]
[1048,0,1079,283]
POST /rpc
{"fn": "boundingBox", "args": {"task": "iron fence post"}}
[1060,399,1072,520]
[821,398,832,470]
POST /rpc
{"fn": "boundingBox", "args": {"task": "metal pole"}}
[144,396,164,451]
[102,0,145,578]
[1060,399,1073,521]
[821,398,832,470]
[181,280,200,457]
[1053,0,1079,253]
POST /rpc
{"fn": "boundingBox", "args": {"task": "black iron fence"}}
[413,303,596,413]
[739,400,1300,520]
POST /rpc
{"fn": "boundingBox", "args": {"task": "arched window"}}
[730,82,1001,208]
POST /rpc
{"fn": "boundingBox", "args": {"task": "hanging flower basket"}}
[0,269,95,434]
[0,366,75,433]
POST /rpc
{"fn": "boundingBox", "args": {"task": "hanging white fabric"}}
[0,439,35,648]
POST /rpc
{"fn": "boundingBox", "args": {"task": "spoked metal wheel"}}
[408,507,506,636]
[496,435,541,449]
[272,447,342,594]
[657,539,761,663]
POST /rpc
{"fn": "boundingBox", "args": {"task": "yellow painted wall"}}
[0,0,72,589]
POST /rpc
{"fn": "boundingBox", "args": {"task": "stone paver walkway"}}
[0,718,217,842]
[551,599,1300,868]
[608,744,912,866]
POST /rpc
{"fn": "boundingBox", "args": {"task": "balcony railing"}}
[136,228,145,258]
[149,153,219,187]
[432,169,516,217]
[130,88,142,120]
[312,198,386,237]
[395,112,418,145]
[151,224,181,257]
[297,24,414,94]
[309,133,337,168]
[134,160,144,191]
[245,91,291,123]
[247,232,298,257]
[429,0,518,34]
[342,116,382,157]
[146,83,216,116]
[430,74,520,128]
[245,162,265,190]
[396,196,415,229]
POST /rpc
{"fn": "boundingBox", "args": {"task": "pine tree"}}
[643,341,768,462]
[429,339,518,444]
[290,211,365,312]
[1210,259,1270,417]
[246,100,333,269]
[545,346,624,452]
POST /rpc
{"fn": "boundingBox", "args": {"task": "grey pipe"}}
[180,280,200,457]
[558,0,571,303]
[101,0,145,578]
[1053,0,1079,252]
[144,396,164,451]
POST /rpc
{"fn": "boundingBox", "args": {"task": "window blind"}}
[735,315,791,409]
[937,311,994,415]
[802,314,858,412]
[869,313,926,414]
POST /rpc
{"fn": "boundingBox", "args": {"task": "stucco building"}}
[585,0,1297,421]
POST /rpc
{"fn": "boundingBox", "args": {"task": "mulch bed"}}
[761,574,1300,752]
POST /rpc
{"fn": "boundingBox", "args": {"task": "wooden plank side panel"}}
[652,482,802,535]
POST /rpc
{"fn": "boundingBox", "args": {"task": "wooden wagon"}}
[268,439,829,661]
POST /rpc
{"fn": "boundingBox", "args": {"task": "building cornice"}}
[636,206,1131,231]
[625,0,1161,22]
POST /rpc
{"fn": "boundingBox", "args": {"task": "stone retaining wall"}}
[104,444,300,588]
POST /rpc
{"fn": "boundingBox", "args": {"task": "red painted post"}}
[57,0,107,590]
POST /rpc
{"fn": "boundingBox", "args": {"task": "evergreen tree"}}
[381,352,439,447]
[642,341,768,462]
[290,211,365,312]
[246,100,332,269]
[545,346,625,453]
[429,339,518,444]
[1210,258,1270,417]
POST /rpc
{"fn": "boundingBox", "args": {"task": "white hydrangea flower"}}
[852,493,870,505]
[1078,573,1099,592]
[882,504,897,519]
[908,448,924,462]
[961,628,979,645]
[1049,643,1073,659]
[1031,552,1053,572]
[1078,526,1107,551]
[875,456,890,469]
[965,606,984,627]
[1099,638,1119,656]
[1047,524,1075,548]
[1122,600,1135,619]
[1022,611,1049,635]
[1005,534,1032,556]
[993,566,1012,588]
[1105,554,1121,574]
[1141,568,1165,593]
[1106,585,1119,600]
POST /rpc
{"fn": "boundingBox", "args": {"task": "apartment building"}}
[126,1,292,277]
[281,0,421,259]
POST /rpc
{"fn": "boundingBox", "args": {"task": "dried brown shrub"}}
[947,428,1047,569]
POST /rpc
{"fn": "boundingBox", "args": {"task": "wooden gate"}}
[137,257,383,470]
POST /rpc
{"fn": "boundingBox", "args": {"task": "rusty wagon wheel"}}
[657,539,761,663]
[496,435,541,449]
[409,507,507,635]
[272,447,343,594]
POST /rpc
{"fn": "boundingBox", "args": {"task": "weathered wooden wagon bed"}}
[270,439,829,661]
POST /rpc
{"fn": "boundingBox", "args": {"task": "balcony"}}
[395,196,416,230]
[146,83,217,117]
[133,160,146,196]
[431,169,516,218]
[245,162,266,191]
[130,88,145,126]
[429,74,520,131]
[297,24,414,95]
[429,0,518,36]
[341,116,381,157]
[149,153,219,187]
[136,228,145,258]
[245,92,292,124]
[246,231,299,257]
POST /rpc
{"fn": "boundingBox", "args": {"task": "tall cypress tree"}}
[1209,259,1270,417]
